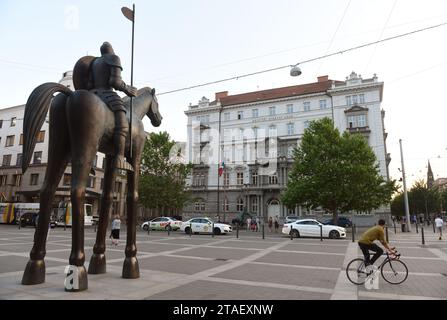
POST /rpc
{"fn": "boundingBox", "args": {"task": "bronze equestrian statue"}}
[21,42,162,291]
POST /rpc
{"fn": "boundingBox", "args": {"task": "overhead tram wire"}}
[157,21,447,96]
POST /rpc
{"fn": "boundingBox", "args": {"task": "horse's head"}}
[147,88,162,127]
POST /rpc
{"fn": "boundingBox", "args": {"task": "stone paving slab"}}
[255,251,345,268]
[206,240,276,249]
[282,243,348,253]
[211,263,340,289]
[109,255,230,275]
[148,279,332,300]
[174,247,259,260]
[0,255,65,274]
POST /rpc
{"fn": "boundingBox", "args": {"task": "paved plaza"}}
[0,224,446,300]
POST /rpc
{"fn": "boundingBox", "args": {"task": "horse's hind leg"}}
[88,155,115,274]
[22,95,70,285]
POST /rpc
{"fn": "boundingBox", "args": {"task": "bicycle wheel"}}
[346,258,368,285]
[381,259,408,284]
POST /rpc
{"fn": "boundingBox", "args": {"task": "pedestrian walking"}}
[274,216,279,233]
[268,216,273,232]
[435,215,444,240]
[246,217,251,231]
[110,215,121,246]
[255,216,260,232]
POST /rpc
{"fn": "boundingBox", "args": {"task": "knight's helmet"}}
[100,42,115,55]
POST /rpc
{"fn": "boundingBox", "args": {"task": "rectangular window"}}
[0,175,7,186]
[236,172,244,185]
[19,134,23,145]
[30,174,39,186]
[287,123,295,135]
[223,172,229,186]
[251,197,258,212]
[269,126,276,137]
[5,135,14,147]
[16,154,22,167]
[36,131,45,143]
[269,106,276,116]
[0,120,3,128]
[252,109,259,118]
[346,96,352,106]
[63,174,71,186]
[359,94,365,104]
[236,198,244,212]
[358,114,366,127]
[269,175,278,184]
[100,178,104,190]
[224,112,230,121]
[222,198,229,212]
[251,171,258,185]
[287,104,294,114]
[237,111,244,120]
[352,95,358,105]
[12,174,22,187]
[10,117,16,127]
[2,154,11,166]
[33,151,42,164]
[303,102,311,111]
[319,100,327,109]
[93,155,98,168]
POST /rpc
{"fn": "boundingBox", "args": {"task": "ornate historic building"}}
[183,72,391,226]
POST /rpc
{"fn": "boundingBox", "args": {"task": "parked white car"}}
[282,219,346,239]
[180,217,232,235]
[141,217,182,231]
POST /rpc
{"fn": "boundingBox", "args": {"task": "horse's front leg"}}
[122,156,140,279]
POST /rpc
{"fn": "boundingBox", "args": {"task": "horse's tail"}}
[22,82,72,173]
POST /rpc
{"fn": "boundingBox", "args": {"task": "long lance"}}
[121,4,135,157]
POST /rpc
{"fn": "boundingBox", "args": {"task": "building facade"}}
[0,71,128,218]
[183,72,392,226]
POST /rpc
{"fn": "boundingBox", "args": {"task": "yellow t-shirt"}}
[358,225,386,245]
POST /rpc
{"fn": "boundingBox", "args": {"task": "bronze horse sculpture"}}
[21,83,161,291]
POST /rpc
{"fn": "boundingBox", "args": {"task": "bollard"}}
[290,227,294,240]
[18,212,21,230]
[320,224,323,242]
[385,226,389,243]
[147,223,150,235]
[393,221,396,234]
[236,223,239,239]
[190,223,192,237]
[351,224,355,242]
[212,223,214,238]
[415,222,418,234]
[262,223,265,240]
[421,227,425,245]
[433,221,436,234]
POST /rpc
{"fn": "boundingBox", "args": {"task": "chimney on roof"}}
[317,75,329,82]
[215,91,228,101]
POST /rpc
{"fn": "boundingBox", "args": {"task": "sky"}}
[2,0,447,189]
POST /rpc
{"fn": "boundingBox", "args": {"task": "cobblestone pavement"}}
[0,224,446,300]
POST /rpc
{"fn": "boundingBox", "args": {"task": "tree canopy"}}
[138,131,192,216]
[281,117,396,223]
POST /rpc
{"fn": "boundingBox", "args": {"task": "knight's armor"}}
[73,42,135,172]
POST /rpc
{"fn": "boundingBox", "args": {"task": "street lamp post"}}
[399,139,411,232]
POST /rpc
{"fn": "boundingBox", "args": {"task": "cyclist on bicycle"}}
[358,219,395,271]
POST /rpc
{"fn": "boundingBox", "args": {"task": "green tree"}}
[138,132,192,217]
[281,118,396,224]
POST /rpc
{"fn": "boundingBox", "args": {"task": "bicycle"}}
[346,248,408,285]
